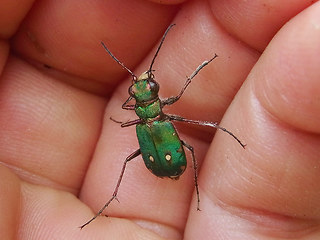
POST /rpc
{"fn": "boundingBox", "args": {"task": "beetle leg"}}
[110,117,123,124]
[110,117,143,127]
[120,119,144,127]
[80,149,141,229]
[181,140,201,211]
[168,114,246,148]
[162,54,218,106]
[122,96,135,110]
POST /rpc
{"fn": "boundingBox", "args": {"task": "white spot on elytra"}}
[165,154,171,161]
[149,155,154,162]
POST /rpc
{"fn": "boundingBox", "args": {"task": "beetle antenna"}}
[101,41,137,81]
[148,23,175,75]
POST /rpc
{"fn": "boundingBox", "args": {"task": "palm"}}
[1,1,319,239]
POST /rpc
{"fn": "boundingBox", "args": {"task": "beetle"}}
[80,24,245,229]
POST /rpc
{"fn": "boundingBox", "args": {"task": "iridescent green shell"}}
[136,120,186,179]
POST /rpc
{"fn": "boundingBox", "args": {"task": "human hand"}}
[1,1,319,239]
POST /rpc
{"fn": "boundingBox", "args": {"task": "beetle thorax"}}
[130,71,162,119]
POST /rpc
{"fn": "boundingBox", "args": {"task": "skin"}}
[0,0,320,239]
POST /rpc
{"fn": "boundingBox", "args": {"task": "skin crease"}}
[0,0,320,239]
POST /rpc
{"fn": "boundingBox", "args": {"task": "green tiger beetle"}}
[80,24,245,229]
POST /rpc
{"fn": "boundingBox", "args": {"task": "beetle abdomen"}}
[136,120,187,179]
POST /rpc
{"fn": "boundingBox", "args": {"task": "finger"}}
[12,0,179,94]
[0,166,20,239]
[0,0,33,73]
[0,0,34,38]
[17,182,164,240]
[186,2,320,239]
[0,57,105,192]
[210,0,315,50]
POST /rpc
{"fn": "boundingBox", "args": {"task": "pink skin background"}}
[1,0,320,239]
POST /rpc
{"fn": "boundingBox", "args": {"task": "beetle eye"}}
[128,85,135,96]
[149,80,159,95]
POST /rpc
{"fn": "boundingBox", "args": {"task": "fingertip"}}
[253,2,320,134]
